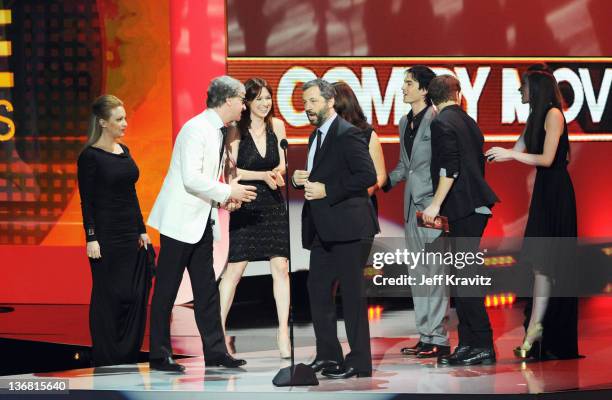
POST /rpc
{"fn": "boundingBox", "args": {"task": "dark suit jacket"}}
[430,105,499,222]
[295,115,378,249]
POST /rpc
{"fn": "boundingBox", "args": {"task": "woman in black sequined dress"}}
[219,78,290,358]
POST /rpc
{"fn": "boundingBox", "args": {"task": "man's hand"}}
[304,181,326,200]
[221,199,242,212]
[262,171,278,190]
[229,175,257,202]
[422,203,441,225]
[292,169,309,187]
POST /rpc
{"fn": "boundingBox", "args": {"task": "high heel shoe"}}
[514,323,543,359]
[277,330,291,359]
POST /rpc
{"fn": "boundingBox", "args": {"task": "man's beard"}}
[307,109,327,127]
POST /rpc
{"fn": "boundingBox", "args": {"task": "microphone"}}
[272,135,319,387]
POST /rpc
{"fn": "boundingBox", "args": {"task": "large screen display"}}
[227,58,612,141]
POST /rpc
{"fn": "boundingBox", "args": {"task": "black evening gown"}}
[228,129,289,262]
[521,107,579,359]
[77,144,149,366]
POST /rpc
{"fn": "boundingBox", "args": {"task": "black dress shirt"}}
[404,106,429,158]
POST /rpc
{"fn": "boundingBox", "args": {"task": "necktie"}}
[313,129,323,164]
[219,126,228,169]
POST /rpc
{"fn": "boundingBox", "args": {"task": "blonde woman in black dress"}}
[219,78,290,358]
[77,95,151,366]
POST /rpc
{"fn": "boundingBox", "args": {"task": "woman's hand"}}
[262,171,278,190]
[87,241,101,259]
[139,233,151,249]
[485,147,514,162]
[274,169,285,187]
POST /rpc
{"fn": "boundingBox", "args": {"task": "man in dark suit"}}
[422,74,500,366]
[292,79,378,379]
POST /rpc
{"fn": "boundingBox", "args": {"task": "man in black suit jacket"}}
[423,74,500,366]
[292,79,378,379]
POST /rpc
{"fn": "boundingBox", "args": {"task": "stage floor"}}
[1,298,612,397]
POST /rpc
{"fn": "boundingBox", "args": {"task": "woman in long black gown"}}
[486,71,579,360]
[77,94,151,366]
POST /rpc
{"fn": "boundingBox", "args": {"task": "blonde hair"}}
[84,94,124,149]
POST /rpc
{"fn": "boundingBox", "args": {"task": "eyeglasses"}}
[235,96,246,105]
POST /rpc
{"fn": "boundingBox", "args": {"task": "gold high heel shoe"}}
[277,330,291,360]
[514,323,543,359]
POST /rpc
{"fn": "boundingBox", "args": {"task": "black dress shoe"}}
[460,347,496,366]
[321,365,371,379]
[308,359,339,373]
[149,356,186,372]
[416,344,451,359]
[438,345,471,365]
[205,353,247,368]
[401,341,424,355]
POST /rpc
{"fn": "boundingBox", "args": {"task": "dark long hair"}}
[332,81,370,130]
[237,78,275,138]
[523,71,564,154]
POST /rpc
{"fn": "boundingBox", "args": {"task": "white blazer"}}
[148,109,231,244]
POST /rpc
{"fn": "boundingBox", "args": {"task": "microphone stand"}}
[272,139,318,387]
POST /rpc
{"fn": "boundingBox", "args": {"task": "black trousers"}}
[149,222,226,360]
[449,213,493,348]
[307,235,373,373]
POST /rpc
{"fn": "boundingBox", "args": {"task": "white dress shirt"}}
[307,113,337,172]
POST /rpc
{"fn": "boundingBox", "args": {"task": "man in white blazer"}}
[148,76,257,372]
